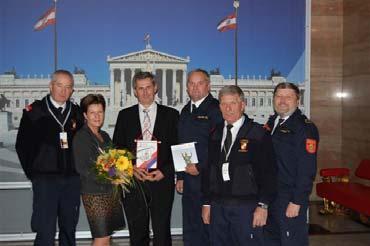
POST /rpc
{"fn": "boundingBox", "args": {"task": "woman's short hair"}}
[80,94,106,113]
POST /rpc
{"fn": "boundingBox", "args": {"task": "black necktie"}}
[278,118,284,125]
[273,118,285,134]
[223,124,233,161]
[57,107,64,121]
[192,104,197,113]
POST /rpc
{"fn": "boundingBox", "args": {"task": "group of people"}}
[16,68,319,246]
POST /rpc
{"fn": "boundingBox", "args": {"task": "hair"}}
[273,82,300,99]
[187,69,210,83]
[218,85,245,102]
[80,94,106,113]
[51,69,74,86]
[132,71,156,88]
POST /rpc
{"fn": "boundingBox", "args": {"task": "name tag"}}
[222,162,230,181]
[60,132,69,149]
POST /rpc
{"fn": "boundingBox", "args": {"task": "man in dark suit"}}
[16,70,84,245]
[202,85,277,246]
[176,69,223,246]
[113,71,179,246]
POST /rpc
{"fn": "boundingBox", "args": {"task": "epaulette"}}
[304,118,313,124]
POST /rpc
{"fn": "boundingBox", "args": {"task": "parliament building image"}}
[0,45,305,128]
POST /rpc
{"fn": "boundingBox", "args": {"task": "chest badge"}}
[238,139,249,152]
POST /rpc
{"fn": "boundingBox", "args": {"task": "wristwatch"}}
[257,202,268,209]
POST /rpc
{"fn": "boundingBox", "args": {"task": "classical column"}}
[162,69,167,105]
[172,69,177,105]
[182,69,187,103]
[109,69,114,108]
[120,69,126,106]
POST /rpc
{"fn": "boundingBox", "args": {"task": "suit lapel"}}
[133,105,142,139]
[152,104,161,140]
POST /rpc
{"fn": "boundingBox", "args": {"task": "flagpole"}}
[234,0,239,86]
[54,0,58,71]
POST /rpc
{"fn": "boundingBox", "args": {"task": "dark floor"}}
[1,203,369,245]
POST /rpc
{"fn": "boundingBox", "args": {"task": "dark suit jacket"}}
[113,103,179,186]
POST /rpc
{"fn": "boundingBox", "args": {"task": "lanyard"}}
[45,98,71,132]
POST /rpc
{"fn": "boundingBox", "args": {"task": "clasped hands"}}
[134,166,164,182]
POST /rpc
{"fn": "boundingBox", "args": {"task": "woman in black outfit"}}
[73,94,124,246]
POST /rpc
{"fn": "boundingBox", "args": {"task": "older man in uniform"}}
[16,70,84,245]
[176,69,223,246]
[202,85,277,246]
[264,82,319,246]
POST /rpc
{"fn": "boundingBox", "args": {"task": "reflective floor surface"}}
[1,203,369,246]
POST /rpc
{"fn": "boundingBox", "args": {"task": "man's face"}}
[84,103,105,129]
[187,72,210,102]
[219,93,245,124]
[49,74,74,104]
[273,88,299,117]
[134,78,157,107]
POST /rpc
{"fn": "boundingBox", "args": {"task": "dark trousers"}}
[210,202,264,246]
[123,179,174,246]
[31,175,80,246]
[182,192,210,246]
[264,193,309,246]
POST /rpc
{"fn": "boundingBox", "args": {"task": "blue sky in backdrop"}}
[0,0,306,84]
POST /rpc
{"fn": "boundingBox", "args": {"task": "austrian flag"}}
[217,13,237,32]
[33,7,56,31]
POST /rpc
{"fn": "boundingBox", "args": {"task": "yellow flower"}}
[116,156,129,171]
[109,149,117,157]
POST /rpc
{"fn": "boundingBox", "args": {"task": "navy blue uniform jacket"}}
[203,116,277,205]
[177,94,223,194]
[16,95,84,180]
[265,109,319,205]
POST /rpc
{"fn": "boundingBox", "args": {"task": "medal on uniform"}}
[60,131,69,149]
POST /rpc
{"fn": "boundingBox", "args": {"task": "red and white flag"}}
[217,13,237,32]
[33,7,56,31]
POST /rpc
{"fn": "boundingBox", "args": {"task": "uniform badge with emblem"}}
[306,138,317,154]
[238,139,249,152]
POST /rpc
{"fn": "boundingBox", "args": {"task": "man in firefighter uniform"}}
[264,82,319,246]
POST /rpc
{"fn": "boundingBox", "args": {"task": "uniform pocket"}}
[231,164,258,196]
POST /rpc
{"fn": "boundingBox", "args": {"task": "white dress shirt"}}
[139,102,157,136]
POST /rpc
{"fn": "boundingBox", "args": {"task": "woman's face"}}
[84,103,105,129]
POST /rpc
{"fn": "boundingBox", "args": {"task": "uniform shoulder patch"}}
[263,123,271,132]
[305,118,313,124]
[306,138,317,154]
[25,104,32,112]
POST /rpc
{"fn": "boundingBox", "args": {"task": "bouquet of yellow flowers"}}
[94,147,135,191]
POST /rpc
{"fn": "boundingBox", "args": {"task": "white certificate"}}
[171,142,198,172]
[136,140,158,169]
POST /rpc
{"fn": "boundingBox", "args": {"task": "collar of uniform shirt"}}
[49,95,66,113]
[190,93,209,113]
[272,115,290,134]
[221,115,245,150]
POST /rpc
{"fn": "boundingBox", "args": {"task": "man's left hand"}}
[252,207,268,228]
[146,170,165,182]
[286,202,300,218]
